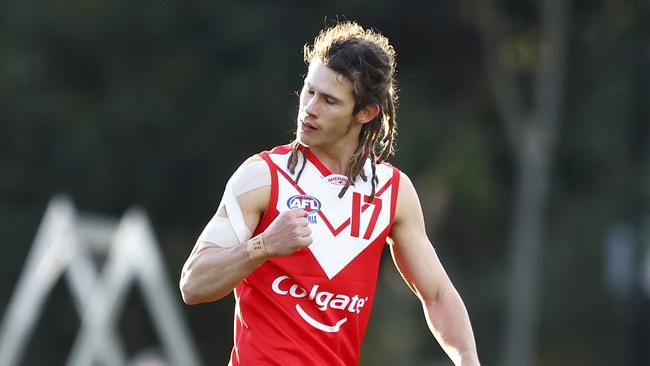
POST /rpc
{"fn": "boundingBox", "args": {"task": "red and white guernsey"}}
[229,145,400,366]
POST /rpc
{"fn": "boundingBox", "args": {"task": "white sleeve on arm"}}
[197,159,271,248]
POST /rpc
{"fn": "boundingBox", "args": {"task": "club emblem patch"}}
[287,194,321,224]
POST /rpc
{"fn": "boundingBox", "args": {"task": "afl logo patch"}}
[287,194,322,214]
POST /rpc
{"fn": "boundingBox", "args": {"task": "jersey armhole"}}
[386,166,401,235]
[253,151,279,235]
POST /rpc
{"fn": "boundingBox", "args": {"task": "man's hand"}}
[263,208,313,257]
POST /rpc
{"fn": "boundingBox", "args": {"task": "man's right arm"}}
[179,159,313,305]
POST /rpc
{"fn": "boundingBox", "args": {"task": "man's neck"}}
[308,145,356,175]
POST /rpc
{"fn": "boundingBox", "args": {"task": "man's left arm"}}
[387,172,480,366]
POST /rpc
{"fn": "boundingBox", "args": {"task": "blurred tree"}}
[467,0,570,364]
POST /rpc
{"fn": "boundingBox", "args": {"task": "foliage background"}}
[1,0,648,365]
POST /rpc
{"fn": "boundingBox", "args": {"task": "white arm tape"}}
[197,159,270,247]
[197,215,242,248]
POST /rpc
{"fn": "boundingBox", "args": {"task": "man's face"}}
[296,59,359,149]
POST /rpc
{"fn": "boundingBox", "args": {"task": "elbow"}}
[179,275,229,305]
[420,286,445,308]
[181,289,199,306]
[180,286,195,306]
[179,275,202,305]
[181,284,210,305]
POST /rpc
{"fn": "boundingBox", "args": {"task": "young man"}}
[180,22,480,366]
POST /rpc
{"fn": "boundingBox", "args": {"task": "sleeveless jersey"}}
[229,145,400,366]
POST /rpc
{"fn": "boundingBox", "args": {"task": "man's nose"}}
[304,95,317,116]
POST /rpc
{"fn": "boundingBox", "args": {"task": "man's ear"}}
[356,103,381,124]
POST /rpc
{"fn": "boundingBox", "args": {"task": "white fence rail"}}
[0,196,200,366]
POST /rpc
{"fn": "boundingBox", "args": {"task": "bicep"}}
[195,156,271,249]
[388,173,451,303]
[182,176,270,276]
[389,233,450,303]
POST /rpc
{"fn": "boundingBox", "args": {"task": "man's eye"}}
[325,98,336,104]
[306,89,315,94]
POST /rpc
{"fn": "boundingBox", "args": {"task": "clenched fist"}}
[262,208,313,257]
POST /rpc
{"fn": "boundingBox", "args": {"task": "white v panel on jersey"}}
[268,151,396,279]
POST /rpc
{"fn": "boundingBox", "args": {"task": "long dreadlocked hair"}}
[287,21,398,201]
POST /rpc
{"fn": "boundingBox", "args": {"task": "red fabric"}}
[228,145,400,366]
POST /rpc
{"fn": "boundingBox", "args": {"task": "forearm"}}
[423,285,480,366]
[180,239,266,304]
[180,207,311,305]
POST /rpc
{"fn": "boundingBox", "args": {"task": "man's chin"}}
[296,135,312,147]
